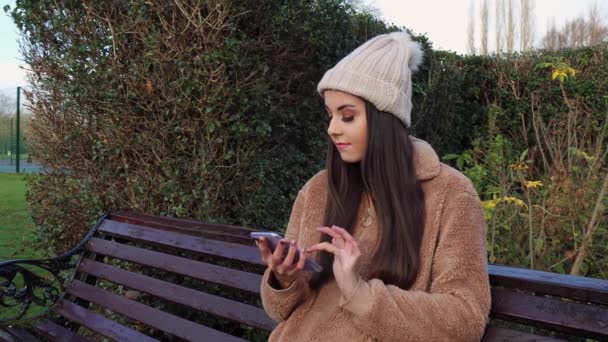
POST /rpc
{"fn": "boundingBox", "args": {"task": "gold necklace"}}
[361,196,373,228]
[361,206,373,228]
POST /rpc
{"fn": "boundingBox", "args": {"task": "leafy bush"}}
[444,51,608,278]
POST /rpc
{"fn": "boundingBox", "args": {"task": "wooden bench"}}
[0,210,606,341]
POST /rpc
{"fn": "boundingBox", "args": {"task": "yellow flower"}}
[482,200,497,210]
[482,196,527,210]
[500,196,527,208]
[509,163,529,171]
[524,180,543,188]
[580,151,594,162]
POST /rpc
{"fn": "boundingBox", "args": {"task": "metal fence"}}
[0,87,40,173]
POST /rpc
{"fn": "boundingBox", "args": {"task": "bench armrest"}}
[0,213,108,326]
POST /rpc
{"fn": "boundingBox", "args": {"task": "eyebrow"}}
[324,104,357,112]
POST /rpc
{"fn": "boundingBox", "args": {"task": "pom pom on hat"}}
[318,31,424,127]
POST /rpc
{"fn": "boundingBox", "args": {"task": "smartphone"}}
[250,232,323,272]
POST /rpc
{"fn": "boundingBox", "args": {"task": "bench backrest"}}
[485,263,608,341]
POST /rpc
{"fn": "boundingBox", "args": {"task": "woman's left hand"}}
[306,226,361,299]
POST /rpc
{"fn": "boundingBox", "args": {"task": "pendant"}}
[362,207,373,227]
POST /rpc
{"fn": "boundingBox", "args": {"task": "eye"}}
[342,116,354,123]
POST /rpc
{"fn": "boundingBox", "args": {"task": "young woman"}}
[256,32,491,341]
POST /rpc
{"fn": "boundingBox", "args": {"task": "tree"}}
[542,2,608,50]
[587,2,608,46]
[543,18,558,50]
[505,0,517,54]
[467,1,476,55]
[345,0,381,17]
[480,0,489,55]
[0,93,15,118]
[520,0,535,51]
[495,0,505,55]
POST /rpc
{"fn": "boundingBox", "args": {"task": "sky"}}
[0,0,606,93]
[373,0,605,53]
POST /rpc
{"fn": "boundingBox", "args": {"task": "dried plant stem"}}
[570,170,608,275]
[530,94,550,172]
[525,188,534,269]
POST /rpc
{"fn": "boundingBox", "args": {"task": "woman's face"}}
[324,90,368,163]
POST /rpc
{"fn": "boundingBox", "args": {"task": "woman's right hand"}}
[257,237,308,289]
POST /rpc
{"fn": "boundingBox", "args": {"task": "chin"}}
[339,154,363,163]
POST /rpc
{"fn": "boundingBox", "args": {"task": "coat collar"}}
[410,136,441,181]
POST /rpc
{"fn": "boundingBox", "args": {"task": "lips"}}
[335,142,351,149]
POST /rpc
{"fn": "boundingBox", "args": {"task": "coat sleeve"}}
[338,182,491,341]
[260,184,315,322]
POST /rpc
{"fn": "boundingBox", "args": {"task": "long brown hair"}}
[310,101,425,290]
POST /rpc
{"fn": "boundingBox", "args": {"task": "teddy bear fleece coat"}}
[260,137,491,341]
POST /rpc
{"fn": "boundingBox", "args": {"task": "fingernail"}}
[291,240,295,246]
[280,240,288,245]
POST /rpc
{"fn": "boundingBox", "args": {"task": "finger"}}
[287,249,307,276]
[306,242,340,255]
[332,225,357,243]
[282,240,297,268]
[331,236,346,249]
[258,238,273,262]
[345,239,359,256]
[295,249,307,270]
[271,239,289,266]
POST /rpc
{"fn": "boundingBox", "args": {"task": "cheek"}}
[355,122,368,152]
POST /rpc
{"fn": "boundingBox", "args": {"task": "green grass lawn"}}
[0,172,37,260]
[0,173,62,323]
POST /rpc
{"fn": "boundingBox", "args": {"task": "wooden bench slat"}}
[490,288,608,339]
[66,279,247,342]
[109,215,252,244]
[53,299,158,342]
[33,318,91,342]
[2,327,39,342]
[98,220,263,266]
[78,258,277,331]
[0,328,18,342]
[489,264,608,305]
[482,325,566,341]
[110,211,256,240]
[86,237,262,294]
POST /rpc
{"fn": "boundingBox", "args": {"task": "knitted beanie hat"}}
[317,32,424,127]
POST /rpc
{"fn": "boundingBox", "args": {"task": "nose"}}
[327,116,341,137]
